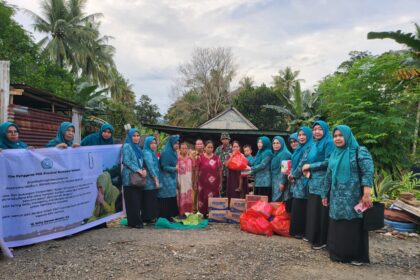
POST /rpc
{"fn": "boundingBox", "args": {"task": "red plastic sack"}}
[227,152,248,171]
[245,217,273,236]
[273,202,290,220]
[250,200,274,219]
[271,216,291,237]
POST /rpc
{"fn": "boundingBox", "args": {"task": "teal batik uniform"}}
[81,123,114,146]
[271,136,292,202]
[304,120,334,197]
[46,121,75,147]
[291,127,313,199]
[246,155,255,166]
[324,125,374,220]
[158,135,180,198]
[0,122,28,149]
[143,136,160,191]
[251,136,273,188]
[121,128,144,187]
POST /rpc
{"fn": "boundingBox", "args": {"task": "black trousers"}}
[124,186,143,227]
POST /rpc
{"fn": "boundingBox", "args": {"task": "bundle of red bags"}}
[227,151,248,171]
[240,201,291,237]
[270,202,291,237]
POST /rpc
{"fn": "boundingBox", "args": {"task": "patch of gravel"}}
[1,223,419,280]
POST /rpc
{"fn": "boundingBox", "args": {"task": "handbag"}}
[356,147,384,231]
[126,158,147,188]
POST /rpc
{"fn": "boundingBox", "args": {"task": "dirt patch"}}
[1,223,419,280]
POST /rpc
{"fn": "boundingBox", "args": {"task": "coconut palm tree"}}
[26,0,115,86]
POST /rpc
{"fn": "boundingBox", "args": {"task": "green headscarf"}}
[46,122,75,147]
[328,125,359,185]
[0,122,28,149]
[95,172,120,217]
[253,136,273,166]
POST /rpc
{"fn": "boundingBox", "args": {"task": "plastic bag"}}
[273,202,290,220]
[250,200,274,219]
[271,216,291,237]
[227,152,248,171]
[246,217,273,236]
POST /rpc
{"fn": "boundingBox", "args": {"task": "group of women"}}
[0,119,375,265]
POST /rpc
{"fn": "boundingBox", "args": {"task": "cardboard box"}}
[208,197,228,210]
[208,210,228,223]
[227,211,242,224]
[245,195,269,210]
[229,198,246,212]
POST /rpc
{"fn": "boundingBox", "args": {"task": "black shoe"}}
[294,235,303,240]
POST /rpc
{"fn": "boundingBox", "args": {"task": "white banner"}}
[0,145,123,253]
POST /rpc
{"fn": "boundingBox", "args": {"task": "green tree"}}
[264,67,320,130]
[233,84,287,130]
[272,66,303,100]
[27,0,115,86]
[368,23,420,158]
[318,51,418,174]
[0,1,75,96]
[135,95,161,124]
[108,70,136,106]
[164,90,205,127]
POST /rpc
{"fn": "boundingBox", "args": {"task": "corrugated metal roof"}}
[11,84,83,110]
[8,104,71,147]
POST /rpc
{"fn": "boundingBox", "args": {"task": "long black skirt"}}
[254,186,272,202]
[306,194,329,246]
[328,218,370,263]
[290,198,307,237]
[124,186,143,228]
[158,197,179,219]
[142,189,158,223]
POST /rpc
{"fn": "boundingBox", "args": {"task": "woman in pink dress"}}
[196,140,222,216]
[177,142,194,216]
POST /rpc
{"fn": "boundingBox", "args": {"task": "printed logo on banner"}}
[41,158,53,169]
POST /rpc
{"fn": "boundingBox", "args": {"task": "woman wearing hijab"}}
[288,126,313,239]
[271,136,292,204]
[323,125,374,265]
[288,133,299,151]
[158,135,180,220]
[247,136,273,200]
[81,123,114,146]
[46,122,80,148]
[142,136,160,223]
[89,172,120,221]
[300,120,335,250]
[0,122,28,149]
[122,128,147,228]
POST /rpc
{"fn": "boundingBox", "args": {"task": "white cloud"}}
[7,0,420,114]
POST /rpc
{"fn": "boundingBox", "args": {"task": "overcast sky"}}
[7,0,420,114]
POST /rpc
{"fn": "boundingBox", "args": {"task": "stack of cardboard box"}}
[208,198,229,223]
[227,198,246,224]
